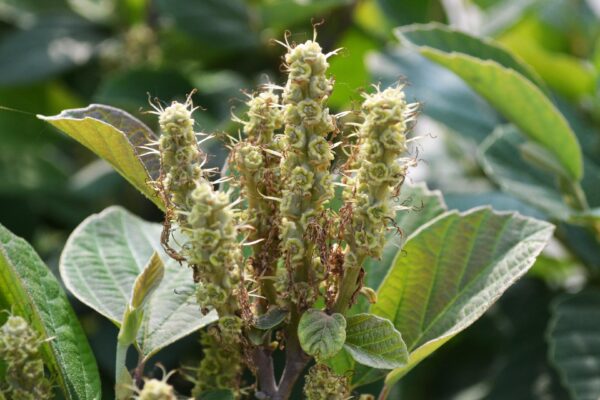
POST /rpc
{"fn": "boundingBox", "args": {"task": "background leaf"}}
[39,104,164,210]
[60,206,217,360]
[0,224,101,400]
[548,291,600,400]
[372,207,554,385]
[344,313,408,369]
[396,23,583,180]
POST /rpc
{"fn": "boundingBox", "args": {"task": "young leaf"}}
[548,291,600,400]
[38,105,164,210]
[60,206,217,360]
[372,207,554,385]
[344,314,408,369]
[298,309,346,361]
[0,224,101,400]
[396,23,583,180]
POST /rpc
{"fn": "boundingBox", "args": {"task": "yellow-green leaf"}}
[38,104,164,210]
[396,23,583,180]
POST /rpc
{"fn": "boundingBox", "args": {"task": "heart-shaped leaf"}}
[548,291,600,400]
[396,23,583,180]
[298,309,346,361]
[372,207,554,385]
[38,105,164,210]
[60,206,217,360]
[344,314,408,369]
[0,224,101,400]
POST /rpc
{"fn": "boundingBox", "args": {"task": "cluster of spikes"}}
[145,31,418,398]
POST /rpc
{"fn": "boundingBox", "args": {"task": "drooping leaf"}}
[60,206,217,360]
[372,207,554,385]
[396,23,583,180]
[298,309,346,361]
[39,104,163,210]
[548,291,600,400]
[0,224,101,400]
[344,314,408,369]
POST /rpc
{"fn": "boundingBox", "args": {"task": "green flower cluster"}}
[279,40,336,288]
[138,379,175,400]
[0,316,52,400]
[158,101,203,211]
[334,86,416,312]
[192,328,243,397]
[345,86,415,259]
[303,364,349,400]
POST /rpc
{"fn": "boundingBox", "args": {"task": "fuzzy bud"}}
[138,379,176,400]
[303,364,349,400]
[0,316,52,400]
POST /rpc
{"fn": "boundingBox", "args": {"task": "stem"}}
[378,384,391,400]
[276,309,310,400]
[331,253,366,314]
[114,341,132,400]
[252,346,277,398]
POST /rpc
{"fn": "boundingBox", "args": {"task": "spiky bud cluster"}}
[192,329,243,397]
[242,90,284,145]
[158,101,203,209]
[279,40,336,286]
[345,87,416,259]
[183,180,242,316]
[138,379,176,400]
[303,364,349,400]
[0,316,52,400]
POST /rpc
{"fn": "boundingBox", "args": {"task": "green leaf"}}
[344,314,408,369]
[396,23,583,180]
[548,291,600,400]
[377,0,446,25]
[478,125,573,220]
[0,224,101,400]
[372,207,554,385]
[155,0,258,52]
[364,181,447,292]
[254,307,288,330]
[259,0,351,32]
[0,15,103,86]
[39,104,164,210]
[298,309,346,361]
[130,252,164,310]
[60,206,217,360]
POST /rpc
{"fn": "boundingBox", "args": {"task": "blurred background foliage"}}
[0,0,599,398]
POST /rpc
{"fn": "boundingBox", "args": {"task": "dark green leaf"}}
[254,307,288,330]
[548,291,600,400]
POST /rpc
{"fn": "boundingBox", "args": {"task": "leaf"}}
[259,0,351,32]
[377,0,446,25]
[254,307,288,330]
[0,15,103,86]
[130,252,164,309]
[478,125,572,220]
[372,207,554,385]
[548,291,600,400]
[364,181,447,292]
[344,314,408,369]
[155,0,258,52]
[60,206,217,360]
[0,224,101,400]
[396,23,583,180]
[298,309,346,361]
[39,104,164,210]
